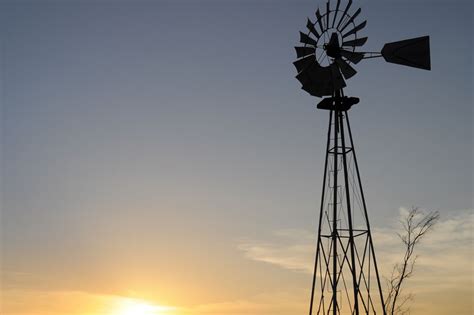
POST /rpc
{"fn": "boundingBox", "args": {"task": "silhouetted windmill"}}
[293,1,431,314]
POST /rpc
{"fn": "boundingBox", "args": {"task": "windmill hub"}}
[324,33,341,59]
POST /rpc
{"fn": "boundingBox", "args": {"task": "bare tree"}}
[384,207,440,315]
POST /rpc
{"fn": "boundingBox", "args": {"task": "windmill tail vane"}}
[292,1,431,314]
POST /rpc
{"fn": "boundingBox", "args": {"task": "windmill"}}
[293,1,431,314]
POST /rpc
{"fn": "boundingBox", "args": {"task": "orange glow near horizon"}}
[111,298,177,315]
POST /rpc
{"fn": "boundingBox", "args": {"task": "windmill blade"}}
[299,31,318,46]
[298,75,325,97]
[341,49,364,64]
[339,8,361,32]
[306,63,329,83]
[303,85,326,97]
[296,65,324,97]
[303,64,335,97]
[295,46,316,58]
[309,69,335,96]
[332,0,341,27]
[306,18,320,38]
[296,69,313,87]
[336,58,357,79]
[315,8,324,32]
[381,36,431,70]
[342,37,368,47]
[342,20,367,38]
[336,0,353,30]
[326,2,330,28]
[330,63,346,90]
[293,54,316,72]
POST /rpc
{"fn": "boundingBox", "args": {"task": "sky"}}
[0,0,472,314]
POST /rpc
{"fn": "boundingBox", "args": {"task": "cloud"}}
[237,208,474,314]
[179,290,308,315]
[238,208,472,273]
[373,208,473,276]
[237,229,315,273]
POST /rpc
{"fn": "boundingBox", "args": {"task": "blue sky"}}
[1,1,472,314]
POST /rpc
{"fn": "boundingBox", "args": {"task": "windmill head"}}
[293,0,431,102]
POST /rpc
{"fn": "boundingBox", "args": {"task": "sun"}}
[112,298,175,315]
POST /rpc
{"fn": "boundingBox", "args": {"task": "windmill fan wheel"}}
[294,0,367,97]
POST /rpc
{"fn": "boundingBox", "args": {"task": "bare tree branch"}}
[385,207,439,315]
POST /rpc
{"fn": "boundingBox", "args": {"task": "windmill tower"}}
[292,1,431,314]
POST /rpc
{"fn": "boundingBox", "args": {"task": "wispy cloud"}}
[238,208,472,273]
[179,290,308,315]
[237,229,315,273]
[237,208,474,314]
[373,208,473,277]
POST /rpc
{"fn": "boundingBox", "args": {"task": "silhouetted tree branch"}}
[385,207,439,315]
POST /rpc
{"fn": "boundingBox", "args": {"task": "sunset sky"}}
[1,0,472,314]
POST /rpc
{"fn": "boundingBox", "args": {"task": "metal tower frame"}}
[308,92,386,315]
